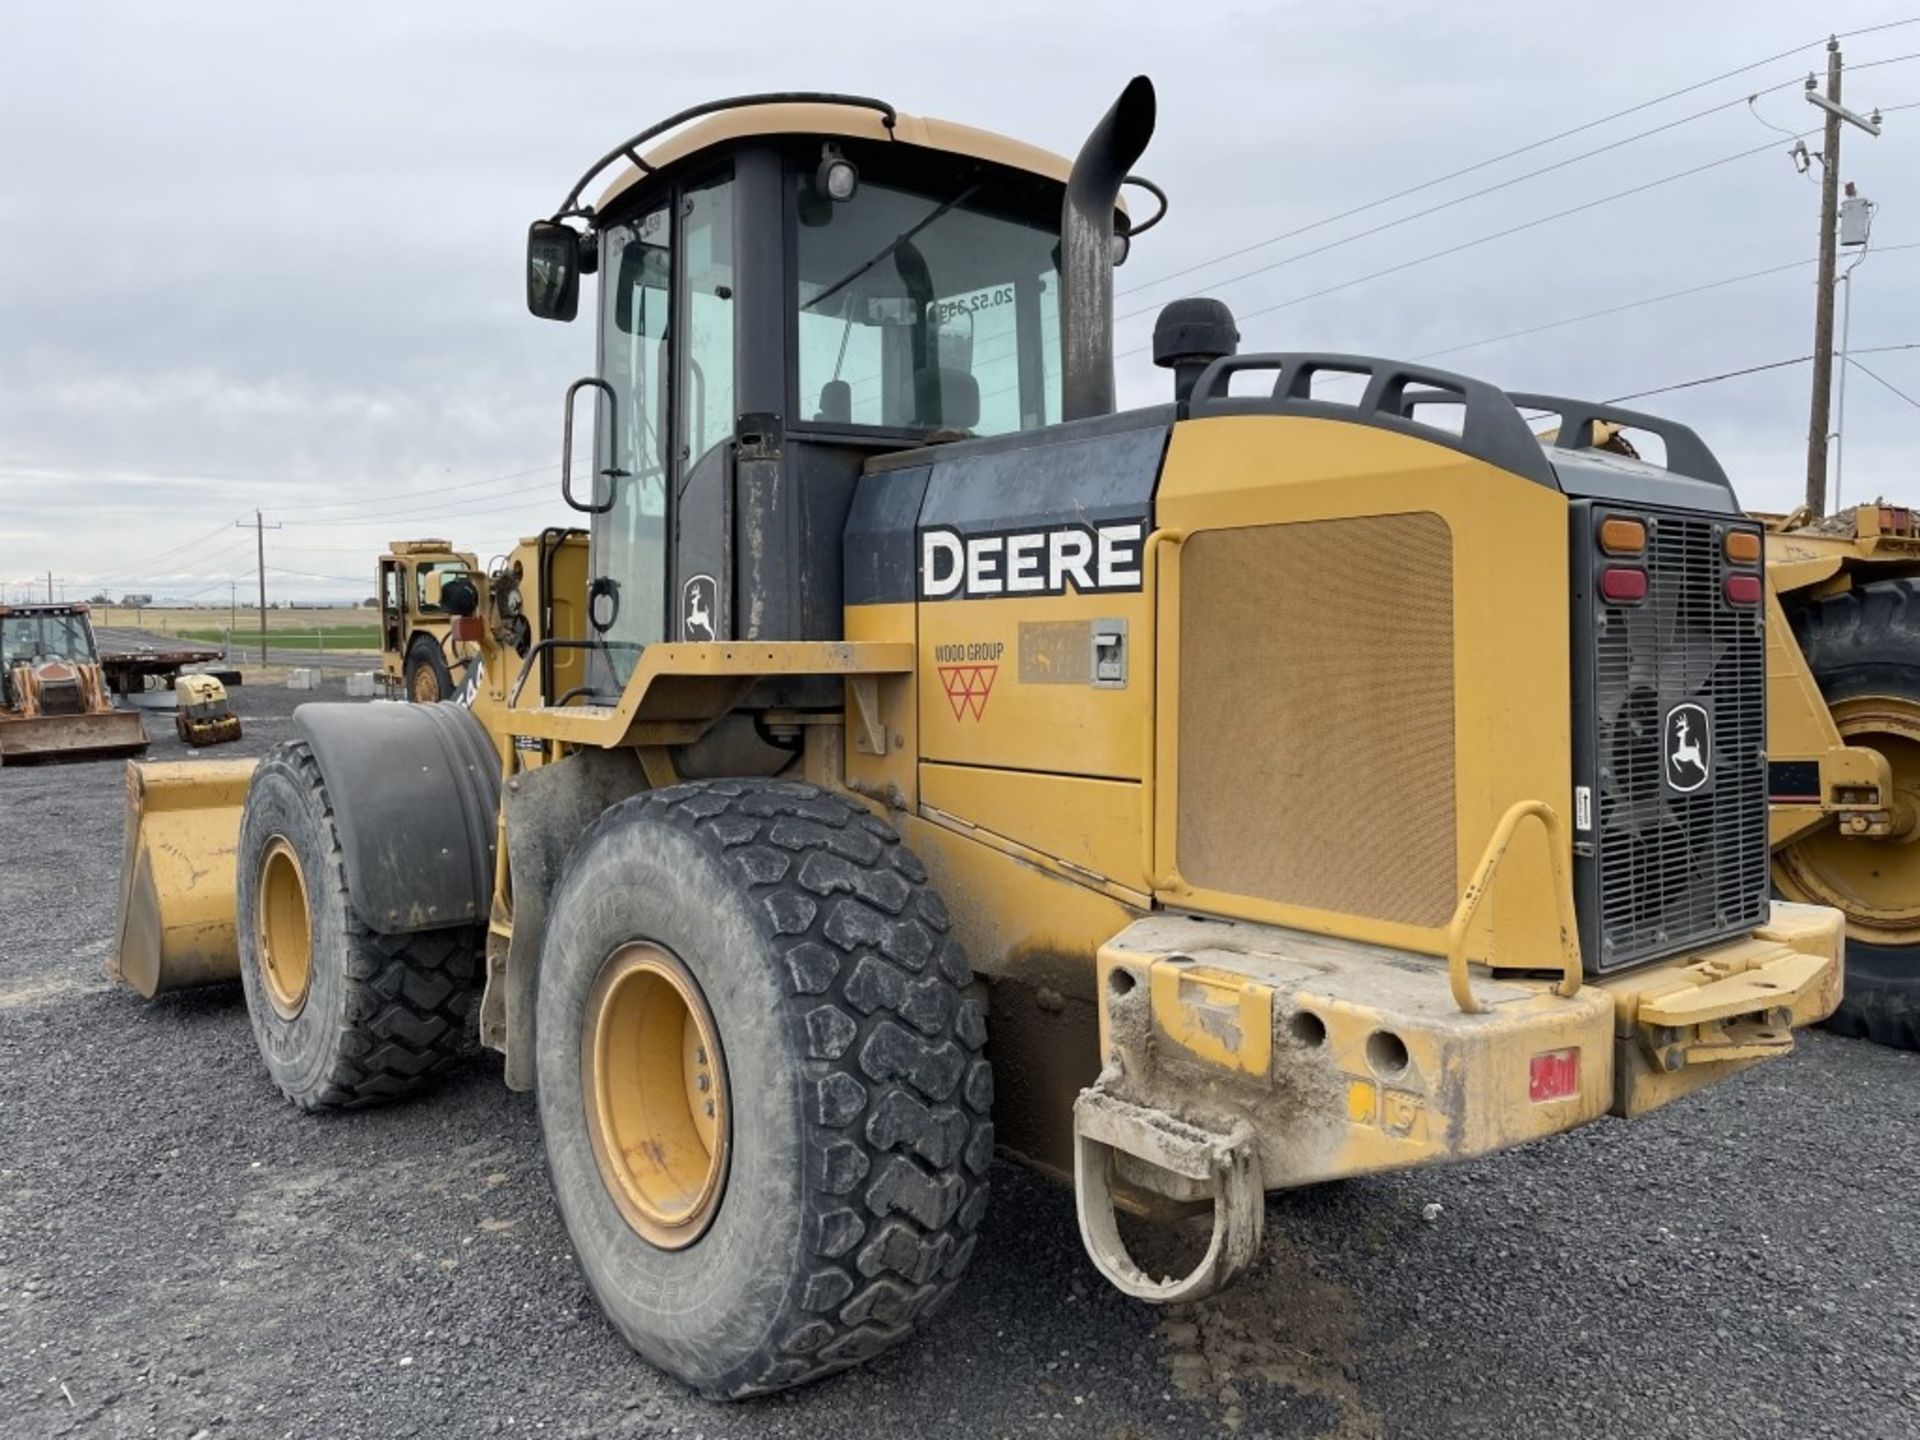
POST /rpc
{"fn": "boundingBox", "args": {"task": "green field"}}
[173,625,380,650]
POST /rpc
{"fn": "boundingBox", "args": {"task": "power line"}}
[279,490,564,530]
[72,533,259,589]
[1119,132,1809,359]
[1115,78,1812,321]
[266,461,558,512]
[1592,341,1920,405]
[1116,20,1920,301]
[1413,241,1920,363]
[1846,355,1920,410]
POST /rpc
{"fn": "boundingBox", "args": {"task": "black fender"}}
[292,701,500,934]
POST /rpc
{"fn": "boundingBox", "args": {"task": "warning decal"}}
[938,664,998,721]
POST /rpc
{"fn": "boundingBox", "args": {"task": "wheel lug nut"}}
[704,1100,715,1117]
[696,1074,710,1092]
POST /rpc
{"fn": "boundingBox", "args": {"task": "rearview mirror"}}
[527,221,580,322]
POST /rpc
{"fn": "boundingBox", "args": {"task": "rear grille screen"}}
[1577,508,1768,970]
[1176,513,1457,927]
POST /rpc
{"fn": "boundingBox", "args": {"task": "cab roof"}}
[594,100,1085,216]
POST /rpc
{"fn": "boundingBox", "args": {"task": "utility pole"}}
[44,571,64,603]
[237,511,282,666]
[1803,38,1884,514]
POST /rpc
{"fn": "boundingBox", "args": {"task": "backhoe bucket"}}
[0,708,148,764]
[112,759,256,998]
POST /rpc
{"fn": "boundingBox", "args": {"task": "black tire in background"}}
[1780,578,1920,1049]
[404,635,452,703]
[235,739,484,1108]
[536,779,992,1399]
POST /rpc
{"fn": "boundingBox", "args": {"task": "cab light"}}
[1530,1047,1580,1103]
[1723,530,1762,565]
[1600,566,1647,602]
[1725,574,1762,606]
[1598,517,1646,555]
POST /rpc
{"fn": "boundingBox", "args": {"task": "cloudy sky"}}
[3,0,1917,604]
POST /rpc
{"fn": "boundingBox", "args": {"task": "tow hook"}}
[1072,1071,1263,1303]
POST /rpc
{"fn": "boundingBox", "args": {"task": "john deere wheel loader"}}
[0,602,148,763]
[113,80,1844,1398]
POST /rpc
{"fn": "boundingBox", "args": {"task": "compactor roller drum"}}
[235,740,483,1108]
[535,780,991,1399]
[1776,578,1920,1048]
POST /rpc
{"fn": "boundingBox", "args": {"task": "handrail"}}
[1444,800,1583,1014]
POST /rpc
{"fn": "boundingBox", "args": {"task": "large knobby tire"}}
[404,635,452,704]
[235,740,484,1108]
[536,779,992,1399]
[1776,579,1920,1049]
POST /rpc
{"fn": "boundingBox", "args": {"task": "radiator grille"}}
[1176,513,1457,927]
[1586,512,1768,968]
[37,677,85,716]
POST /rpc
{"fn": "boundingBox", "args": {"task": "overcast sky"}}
[3,0,1918,604]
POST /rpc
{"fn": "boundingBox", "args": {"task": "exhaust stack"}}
[1061,76,1156,422]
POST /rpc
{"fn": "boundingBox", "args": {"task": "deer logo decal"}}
[682,574,717,643]
[1664,702,1710,793]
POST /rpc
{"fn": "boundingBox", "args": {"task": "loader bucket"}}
[111,759,257,998]
[0,708,148,764]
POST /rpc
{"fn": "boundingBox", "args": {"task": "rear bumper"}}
[1086,901,1843,1197]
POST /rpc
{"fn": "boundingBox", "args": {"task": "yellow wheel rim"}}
[410,663,441,703]
[257,838,313,1018]
[1774,693,1920,947]
[581,943,729,1249]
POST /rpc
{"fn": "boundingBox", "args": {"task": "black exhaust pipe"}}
[1061,76,1156,422]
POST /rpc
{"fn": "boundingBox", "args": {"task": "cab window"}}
[795,176,1061,437]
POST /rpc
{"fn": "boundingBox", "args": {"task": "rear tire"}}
[236,740,483,1108]
[1776,579,1920,1049]
[535,779,992,1399]
[404,636,452,704]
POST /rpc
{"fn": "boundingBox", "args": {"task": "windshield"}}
[1,612,93,666]
[412,561,469,615]
[796,178,1061,436]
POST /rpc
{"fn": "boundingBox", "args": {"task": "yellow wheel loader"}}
[1758,502,1920,1049]
[377,539,482,702]
[113,81,1844,1398]
[0,602,148,764]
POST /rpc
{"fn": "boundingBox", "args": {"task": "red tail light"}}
[1600,566,1647,603]
[1724,574,1761,606]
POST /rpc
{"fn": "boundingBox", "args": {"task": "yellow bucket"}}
[111,760,256,998]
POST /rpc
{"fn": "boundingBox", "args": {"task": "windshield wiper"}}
[802,183,983,314]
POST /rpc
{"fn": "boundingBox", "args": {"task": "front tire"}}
[404,636,452,703]
[235,740,483,1107]
[536,780,992,1399]
[1775,579,1920,1049]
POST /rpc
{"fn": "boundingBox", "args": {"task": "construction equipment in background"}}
[173,673,242,747]
[112,82,1843,1400]
[376,539,480,702]
[0,603,148,764]
[1757,501,1920,1050]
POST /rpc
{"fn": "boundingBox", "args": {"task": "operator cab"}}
[526,93,1154,698]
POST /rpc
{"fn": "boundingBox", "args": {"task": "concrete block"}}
[287,668,319,690]
[345,671,379,698]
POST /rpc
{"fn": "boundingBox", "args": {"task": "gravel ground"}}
[2,681,1917,1439]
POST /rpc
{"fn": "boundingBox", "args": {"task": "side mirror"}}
[527,221,580,322]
